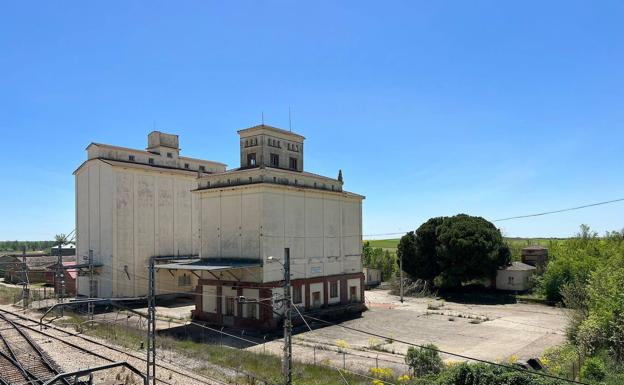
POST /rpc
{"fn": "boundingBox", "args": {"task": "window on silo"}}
[247,153,257,167]
[270,153,279,167]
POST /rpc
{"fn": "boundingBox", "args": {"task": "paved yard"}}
[249,289,568,374]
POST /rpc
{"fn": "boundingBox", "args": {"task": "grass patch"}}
[0,285,21,304]
[57,313,373,385]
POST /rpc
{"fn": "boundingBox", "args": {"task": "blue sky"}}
[1,1,623,240]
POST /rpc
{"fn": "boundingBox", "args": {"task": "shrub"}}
[580,356,607,382]
[405,344,444,377]
[435,362,564,385]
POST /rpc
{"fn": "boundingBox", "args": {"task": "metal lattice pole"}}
[282,248,292,385]
[57,244,64,316]
[21,248,29,309]
[88,250,95,320]
[147,258,156,385]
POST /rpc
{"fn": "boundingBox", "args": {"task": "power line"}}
[363,197,624,237]
[492,198,624,222]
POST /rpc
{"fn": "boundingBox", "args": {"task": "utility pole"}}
[21,247,29,309]
[399,246,404,303]
[56,243,64,316]
[282,248,292,385]
[147,258,156,385]
[88,249,94,321]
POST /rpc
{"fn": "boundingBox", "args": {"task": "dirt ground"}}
[248,289,568,374]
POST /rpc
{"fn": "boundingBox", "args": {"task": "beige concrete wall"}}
[76,160,202,297]
[75,161,114,297]
[196,184,362,284]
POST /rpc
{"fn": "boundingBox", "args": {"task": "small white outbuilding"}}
[496,262,536,292]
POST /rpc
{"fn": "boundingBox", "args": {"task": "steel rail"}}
[0,313,71,385]
[0,309,229,385]
[0,348,33,385]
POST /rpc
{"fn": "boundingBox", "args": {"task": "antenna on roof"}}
[288,106,292,132]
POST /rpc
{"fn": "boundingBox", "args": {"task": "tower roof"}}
[237,124,305,140]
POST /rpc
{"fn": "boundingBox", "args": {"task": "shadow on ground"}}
[438,288,517,305]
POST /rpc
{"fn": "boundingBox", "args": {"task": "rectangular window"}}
[270,153,279,167]
[184,163,189,169]
[289,157,297,170]
[349,286,358,302]
[312,292,321,309]
[247,153,257,166]
[330,281,338,298]
[199,165,205,172]
[128,155,135,162]
[148,158,154,165]
[292,286,302,304]
[247,303,257,319]
[167,152,172,158]
[225,297,235,316]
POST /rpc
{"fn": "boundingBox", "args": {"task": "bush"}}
[581,356,607,382]
[405,344,444,377]
[435,362,565,385]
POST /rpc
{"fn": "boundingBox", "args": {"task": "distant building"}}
[4,255,75,285]
[363,267,381,288]
[495,262,536,292]
[521,246,548,268]
[50,243,76,256]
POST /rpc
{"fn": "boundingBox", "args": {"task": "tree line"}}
[0,240,56,252]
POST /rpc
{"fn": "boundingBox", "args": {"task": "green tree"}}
[398,217,445,282]
[435,214,510,288]
[405,344,443,377]
[399,215,510,288]
[363,242,397,281]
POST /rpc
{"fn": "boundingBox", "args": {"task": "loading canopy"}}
[155,258,262,271]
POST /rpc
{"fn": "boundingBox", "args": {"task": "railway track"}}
[0,312,69,385]
[0,309,230,385]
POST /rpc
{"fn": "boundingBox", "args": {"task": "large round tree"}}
[398,214,510,288]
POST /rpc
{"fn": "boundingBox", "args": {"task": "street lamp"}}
[266,252,292,385]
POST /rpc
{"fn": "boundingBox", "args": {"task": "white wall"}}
[496,269,533,291]
[76,160,202,297]
[76,161,114,297]
[196,184,363,285]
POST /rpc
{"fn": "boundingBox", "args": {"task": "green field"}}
[365,237,568,253]
[365,238,400,249]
